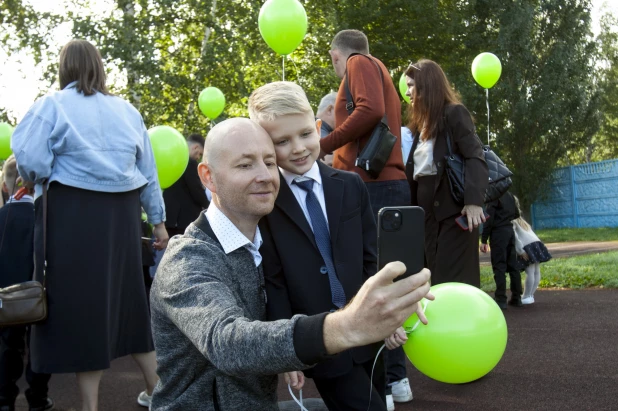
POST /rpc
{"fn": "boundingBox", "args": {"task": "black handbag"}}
[444,124,513,205]
[344,55,397,179]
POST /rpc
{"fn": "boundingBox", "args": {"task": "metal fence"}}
[531,159,618,229]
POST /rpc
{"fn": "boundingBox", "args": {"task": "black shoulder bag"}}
[444,119,513,205]
[345,55,397,179]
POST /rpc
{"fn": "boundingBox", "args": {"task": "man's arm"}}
[155,239,314,377]
[320,56,385,154]
[156,239,432,373]
[184,159,210,209]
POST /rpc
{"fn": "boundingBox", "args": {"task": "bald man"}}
[149,118,432,410]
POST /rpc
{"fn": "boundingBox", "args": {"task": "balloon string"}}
[282,56,285,81]
[287,384,308,411]
[486,88,490,146]
[364,299,429,411]
[366,343,386,411]
[405,298,429,334]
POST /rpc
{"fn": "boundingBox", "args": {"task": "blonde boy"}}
[249,82,387,411]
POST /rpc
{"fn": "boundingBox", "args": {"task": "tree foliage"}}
[1,0,617,211]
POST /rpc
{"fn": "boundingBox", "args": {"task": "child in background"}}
[0,155,53,411]
[512,196,552,305]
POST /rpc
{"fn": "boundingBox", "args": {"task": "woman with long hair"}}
[403,59,488,286]
[11,40,167,411]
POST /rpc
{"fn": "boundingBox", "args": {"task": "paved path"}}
[479,240,618,265]
[14,289,618,411]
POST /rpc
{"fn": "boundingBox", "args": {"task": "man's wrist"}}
[323,310,358,354]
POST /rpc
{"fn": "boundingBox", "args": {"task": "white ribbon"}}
[287,384,308,411]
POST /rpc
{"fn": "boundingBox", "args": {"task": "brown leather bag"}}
[0,182,49,326]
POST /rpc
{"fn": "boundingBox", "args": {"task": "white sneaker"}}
[137,391,152,408]
[521,296,535,305]
[391,377,413,402]
[386,394,395,411]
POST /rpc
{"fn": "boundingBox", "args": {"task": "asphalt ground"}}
[12,241,618,411]
[12,289,617,411]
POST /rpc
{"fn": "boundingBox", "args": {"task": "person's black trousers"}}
[313,357,386,411]
[490,225,523,302]
[0,326,51,408]
[365,180,412,389]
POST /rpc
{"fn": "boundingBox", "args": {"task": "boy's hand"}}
[283,371,305,390]
[480,243,490,253]
[385,326,408,350]
[153,223,169,250]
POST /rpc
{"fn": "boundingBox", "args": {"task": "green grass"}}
[535,227,618,243]
[480,251,618,292]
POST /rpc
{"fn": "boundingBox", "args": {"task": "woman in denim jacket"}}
[11,40,167,411]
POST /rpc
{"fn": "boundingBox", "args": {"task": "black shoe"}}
[29,398,53,411]
[494,298,507,309]
[508,298,523,307]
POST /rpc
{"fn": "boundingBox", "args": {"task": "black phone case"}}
[377,206,425,281]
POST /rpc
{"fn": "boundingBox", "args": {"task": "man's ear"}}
[198,162,216,193]
[315,118,322,135]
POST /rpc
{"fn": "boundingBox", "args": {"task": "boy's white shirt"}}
[280,162,329,232]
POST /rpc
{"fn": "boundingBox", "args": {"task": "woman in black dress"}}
[12,40,168,410]
[403,59,488,287]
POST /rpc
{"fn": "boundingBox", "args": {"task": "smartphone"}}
[455,211,490,231]
[377,206,425,282]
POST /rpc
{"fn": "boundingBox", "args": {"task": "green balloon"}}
[399,73,411,104]
[403,283,508,384]
[198,87,226,120]
[258,0,308,55]
[147,126,189,189]
[471,52,502,89]
[0,122,14,160]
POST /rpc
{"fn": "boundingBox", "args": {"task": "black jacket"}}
[163,158,209,232]
[406,104,489,221]
[481,191,520,243]
[259,161,378,379]
[0,202,35,288]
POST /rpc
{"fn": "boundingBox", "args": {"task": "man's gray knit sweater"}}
[150,213,329,410]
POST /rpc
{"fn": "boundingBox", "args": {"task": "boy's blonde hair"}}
[248,81,313,123]
[1,154,18,194]
[513,195,531,231]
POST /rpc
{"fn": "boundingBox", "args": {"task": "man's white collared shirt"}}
[205,202,263,267]
[280,162,328,233]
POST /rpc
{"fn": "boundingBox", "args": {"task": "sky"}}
[1,0,617,122]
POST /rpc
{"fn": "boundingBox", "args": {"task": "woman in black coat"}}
[403,59,488,287]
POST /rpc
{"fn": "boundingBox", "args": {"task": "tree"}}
[1,0,607,215]
[454,0,600,214]
[0,0,66,88]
